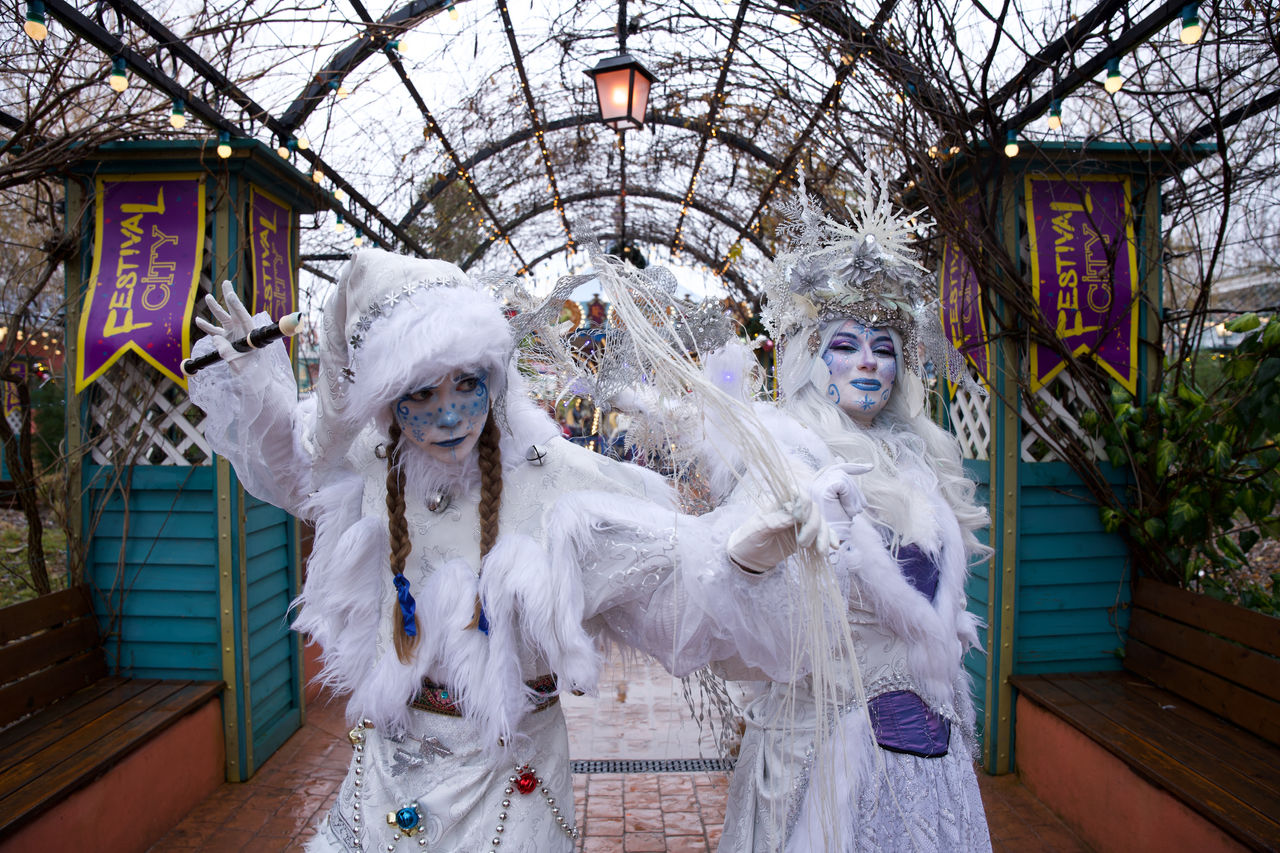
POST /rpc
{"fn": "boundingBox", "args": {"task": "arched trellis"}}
[458,186,775,273]
[277,0,930,138]
[41,0,1212,279]
[272,0,934,264]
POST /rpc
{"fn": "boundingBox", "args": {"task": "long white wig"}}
[779,319,989,559]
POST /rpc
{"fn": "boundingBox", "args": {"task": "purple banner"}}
[1027,175,1139,394]
[938,197,990,393]
[249,186,295,356]
[76,175,205,391]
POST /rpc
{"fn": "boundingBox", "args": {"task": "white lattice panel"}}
[1019,372,1106,463]
[87,357,210,466]
[949,383,990,460]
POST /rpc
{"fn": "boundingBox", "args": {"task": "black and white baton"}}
[182,312,304,376]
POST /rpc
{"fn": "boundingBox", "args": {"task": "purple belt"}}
[867,690,951,757]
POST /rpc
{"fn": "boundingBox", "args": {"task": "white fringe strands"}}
[588,246,877,849]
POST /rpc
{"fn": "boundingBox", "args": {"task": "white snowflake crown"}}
[762,170,976,394]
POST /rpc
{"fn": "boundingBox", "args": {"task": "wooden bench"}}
[1012,578,1280,852]
[0,586,224,851]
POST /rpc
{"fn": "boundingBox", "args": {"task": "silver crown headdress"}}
[761,171,979,397]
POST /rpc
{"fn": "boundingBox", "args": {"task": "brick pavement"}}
[151,655,1090,851]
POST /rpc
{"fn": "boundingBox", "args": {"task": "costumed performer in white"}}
[716,178,993,853]
[186,248,826,853]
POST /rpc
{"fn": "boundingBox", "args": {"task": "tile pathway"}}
[153,655,1090,851]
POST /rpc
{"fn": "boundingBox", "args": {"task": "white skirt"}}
[308,702,577,853]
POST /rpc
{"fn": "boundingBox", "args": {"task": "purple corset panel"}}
[897,542,940,601]
[866,690,951,757]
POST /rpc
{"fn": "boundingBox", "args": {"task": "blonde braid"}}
[386,421,419,662]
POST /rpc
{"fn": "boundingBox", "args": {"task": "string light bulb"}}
[337,84,350,99]
[1180,3,1202,44]
[277,138,290,158]
[335,213,346,232]
[24,1,47,41]
[447,3,459,21]
[334,187,347,202]
[1004,129,1020,158]
[1104,57,1124,94]
[296,134,310,150]
[169,98,187,130]
[216,131,232,159]
[108,57,128,93]
[353,228,364,247]
[1047,98,1063,130]
[312,169,323,183]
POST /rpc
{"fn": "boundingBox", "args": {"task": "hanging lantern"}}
[585,54,657,132]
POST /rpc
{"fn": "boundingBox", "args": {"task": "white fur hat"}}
[309,249,515,464]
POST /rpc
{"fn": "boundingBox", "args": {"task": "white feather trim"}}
[835,487,979,721]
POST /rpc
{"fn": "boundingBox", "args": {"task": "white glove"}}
[727,495,831,574]
[809,462,872,544]
[194,281,256,370]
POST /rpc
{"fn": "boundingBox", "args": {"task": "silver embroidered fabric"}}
[841,738,990,853]
[307,704,575,853]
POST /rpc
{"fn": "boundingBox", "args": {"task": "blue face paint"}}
[395,369,491,465]
[822,321,897,427]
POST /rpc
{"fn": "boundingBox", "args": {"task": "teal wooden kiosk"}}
[63,139,326,781]
[941,141,1211,773]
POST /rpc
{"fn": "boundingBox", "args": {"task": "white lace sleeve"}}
[187,319,314,516]
[547,491,803,682]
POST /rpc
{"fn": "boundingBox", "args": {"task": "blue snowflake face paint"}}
[394,369,490,465]
[822,321,897,427]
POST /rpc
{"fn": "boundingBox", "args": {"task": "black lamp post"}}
[585,53,656,132]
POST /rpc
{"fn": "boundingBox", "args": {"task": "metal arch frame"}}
[271,0,1179,263]
[277,0,934,246]
[398,112,790,230]
[280,0,945,142]
[60,0,1200,271]
[458,184,776,270]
